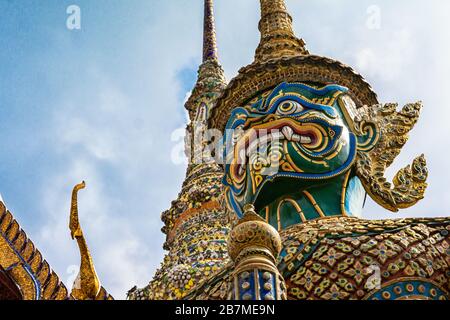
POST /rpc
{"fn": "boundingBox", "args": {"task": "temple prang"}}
[1,0,449,301]
[130,0,232,300]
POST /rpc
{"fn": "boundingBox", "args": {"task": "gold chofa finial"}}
[69,181,101,300]
[255,0,309,63]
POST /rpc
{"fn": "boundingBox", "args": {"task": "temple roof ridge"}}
[0,200,70,300]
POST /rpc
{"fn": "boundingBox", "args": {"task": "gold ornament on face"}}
[348,100,428,212]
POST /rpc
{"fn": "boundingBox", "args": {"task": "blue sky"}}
[1,0,450,299]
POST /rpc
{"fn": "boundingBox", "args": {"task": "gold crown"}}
[209,0,378,132]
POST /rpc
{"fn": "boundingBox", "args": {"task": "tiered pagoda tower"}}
[128,0,232,300]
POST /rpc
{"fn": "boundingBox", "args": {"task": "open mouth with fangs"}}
[229,118,326,178]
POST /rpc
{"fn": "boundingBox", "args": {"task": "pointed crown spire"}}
[209,0,378,132]
[184,0,226,118]
[203,0,219,62]
[255,0,308,62]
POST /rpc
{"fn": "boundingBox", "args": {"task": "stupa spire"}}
[184,0,226,117]
[203,0,219,62]
[255,0,309,63]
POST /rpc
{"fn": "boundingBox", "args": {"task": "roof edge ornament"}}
[69,181,113,300]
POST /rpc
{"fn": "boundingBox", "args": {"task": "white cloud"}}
[30,2,206,298]
[355,28,414,81]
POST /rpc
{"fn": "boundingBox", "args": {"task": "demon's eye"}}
[277,100,304,115]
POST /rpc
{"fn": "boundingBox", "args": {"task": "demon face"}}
[223,82,360,217]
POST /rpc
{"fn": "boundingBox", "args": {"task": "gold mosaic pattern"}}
[281,217,450,300]
[183,216,450,300]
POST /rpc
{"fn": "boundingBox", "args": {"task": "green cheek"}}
[286,140,351,174]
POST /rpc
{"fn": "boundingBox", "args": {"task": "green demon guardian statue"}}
[168,0,449,301]
[1,0,448,301]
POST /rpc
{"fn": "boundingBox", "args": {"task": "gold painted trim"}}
[340,170,352,217]
[0,202,70,300]
[281,198,306,223]
[362,276,449,300]
[302,191,325,217]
